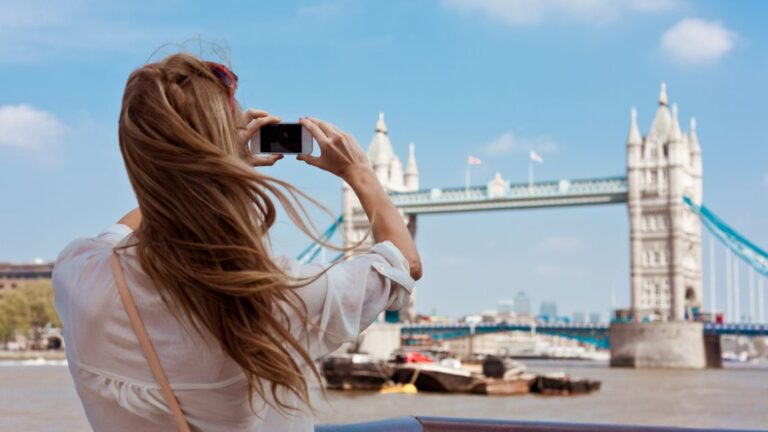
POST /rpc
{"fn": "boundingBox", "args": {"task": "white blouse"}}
[53,224,415,432]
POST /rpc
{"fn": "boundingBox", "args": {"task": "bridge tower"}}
[626,83,703,322]
[342,112,419,321]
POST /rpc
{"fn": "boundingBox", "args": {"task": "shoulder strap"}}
[110,252,192,432]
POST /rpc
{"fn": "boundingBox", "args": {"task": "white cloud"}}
[535,235,584,254]
[481,131,556,157]
[442,0,680,27]
[0,104,67,151]
[660,19,737,65]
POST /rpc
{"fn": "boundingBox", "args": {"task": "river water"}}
[1,359,766,431]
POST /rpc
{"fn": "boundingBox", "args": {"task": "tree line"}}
[0,281,61,346]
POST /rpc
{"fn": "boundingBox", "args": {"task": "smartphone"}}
[250,123,313,154]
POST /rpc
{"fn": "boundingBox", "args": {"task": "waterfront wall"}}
[609,322,706,369]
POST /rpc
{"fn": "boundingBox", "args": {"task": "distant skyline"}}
[1,0,767,318]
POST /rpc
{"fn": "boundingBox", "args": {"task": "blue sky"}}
[1,0,767,319]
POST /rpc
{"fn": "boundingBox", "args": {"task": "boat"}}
[530,372,601,395]
[391,363,477,393]
[321,354,392,391]
[468,375,534,395]
[482,356,526,378]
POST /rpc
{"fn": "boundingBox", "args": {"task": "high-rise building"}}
[589,312,602,324]
[513,291,531,316]
[498,300,514,319]
[573,312,586,323]
[539,301,558,322]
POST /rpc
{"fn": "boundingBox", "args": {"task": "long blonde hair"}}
[118,53,327,412]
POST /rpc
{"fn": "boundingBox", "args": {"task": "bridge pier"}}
[703,334,723,369]
[609,322,706,369]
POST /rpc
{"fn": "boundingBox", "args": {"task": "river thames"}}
[1,359,766,431]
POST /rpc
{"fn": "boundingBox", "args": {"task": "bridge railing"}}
[317,416,747,432]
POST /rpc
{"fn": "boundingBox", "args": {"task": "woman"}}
[52,53,422,431]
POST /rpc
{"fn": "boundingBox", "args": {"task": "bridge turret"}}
[369,112,395,186]
[649,82,673,147]
[389,155,404,191]
[404,142,419,191]
[689,118,703,204]
[627,83,703,323]
[627,107,642,148]
[689,118,701,154]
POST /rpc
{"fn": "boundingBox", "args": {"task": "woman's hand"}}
[237,108,284,167]
[297,117,370,180]
[299,116,422,280]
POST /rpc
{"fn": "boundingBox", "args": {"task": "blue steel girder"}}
[402,323,611,349]
[389,176,628,215]
[684,196,768,277]
[703,323,768,336]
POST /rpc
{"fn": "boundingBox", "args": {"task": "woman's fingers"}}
[296,153,322,167]
[241,108,270,122]
[314,117,346,138]
[249,153,283,167]
[239,115,282,145]
[309,117,338,138]
[299,117,329,145]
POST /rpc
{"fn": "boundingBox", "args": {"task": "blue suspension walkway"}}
[684,196,768,277]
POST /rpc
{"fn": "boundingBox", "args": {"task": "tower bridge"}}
[299,84,767,368]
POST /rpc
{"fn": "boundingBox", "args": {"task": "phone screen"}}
[260,124,302,153]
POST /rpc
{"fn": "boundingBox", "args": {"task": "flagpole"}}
[465,164,470,191]
[528,161,533,191]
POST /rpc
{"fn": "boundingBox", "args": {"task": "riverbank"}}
[0,350,65,361]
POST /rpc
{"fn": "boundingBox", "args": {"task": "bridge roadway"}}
[388,176,628,215]
[402,322,768,349]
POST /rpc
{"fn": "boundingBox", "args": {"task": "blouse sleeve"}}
[275,241,416,360]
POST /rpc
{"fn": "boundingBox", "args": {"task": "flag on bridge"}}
[468,155,482,165]
[530,150,543,163]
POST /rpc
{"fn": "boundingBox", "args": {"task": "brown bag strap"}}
[110,252,192,432]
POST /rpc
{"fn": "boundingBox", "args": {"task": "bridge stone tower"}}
[342,112,419,321]
[626,83,703,322]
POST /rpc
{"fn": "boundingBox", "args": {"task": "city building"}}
[589,312,602,324]
[513,291,531,316]
[573,312,586,324]
[0,261,54,296]
[497,300,515,320]
[626,83,703,321]
[539,301,558,322]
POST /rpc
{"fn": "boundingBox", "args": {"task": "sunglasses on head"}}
[206,62,239,112]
